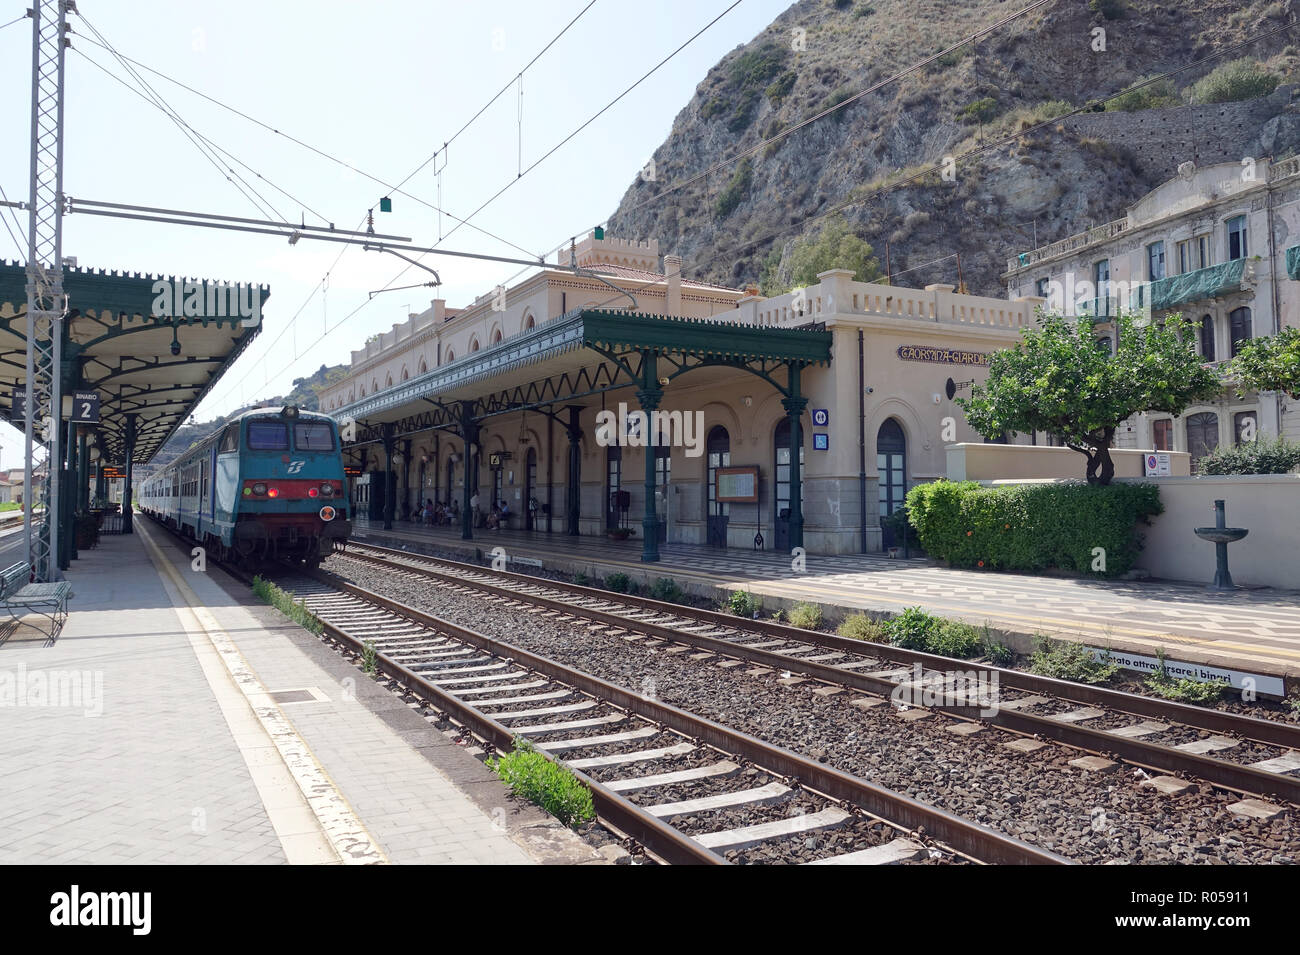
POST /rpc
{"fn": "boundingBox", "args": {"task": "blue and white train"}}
[140,406,351,565]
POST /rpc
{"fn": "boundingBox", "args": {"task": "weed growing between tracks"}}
[1145,649,1229,705]
[489,737,595,828]
[252,576,324,635]
[1028,636,1119,685]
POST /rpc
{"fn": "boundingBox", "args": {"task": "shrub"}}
[489,738,594,827]
[728,589,762,617]
[1107,76,1181,112]
[879,607,985,659]
[716,158,754,219]
[605,572,632,593]
[1198,438,1300,475]
[648,577,684,603]
[574,572,588,586]
[929,620,984,659]
[959,97,998,124]
[983,639,1015,668]
[1028,637,1119,684]
[1188,59,1280,105]
[881,606,943,651]
[1145,649,1228,704]
[853,3,875,17]
[766,70,796,103]
[823,86,857,121]
[837,613,886,642]
[788,602,823,629]
[904,480,1162,577]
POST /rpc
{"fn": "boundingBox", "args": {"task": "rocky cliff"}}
[605,0,1300,296]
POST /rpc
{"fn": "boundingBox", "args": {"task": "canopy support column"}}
[459,402,479,541]
[565,405,582,536]
[781,364,808,552]
[381,424,396,531]
[637,352,663,563]
[122,414,136,534]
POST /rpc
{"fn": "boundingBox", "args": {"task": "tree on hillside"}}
[1229,326,1300,399]
[761,216,882,295]
[958,310,1222,485]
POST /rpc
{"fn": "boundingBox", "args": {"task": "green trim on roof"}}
[580,309,832,365]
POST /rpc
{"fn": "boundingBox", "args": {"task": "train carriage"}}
[141,405,350,565]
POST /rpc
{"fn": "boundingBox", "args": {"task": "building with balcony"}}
[323,231,1052,556]
[1004,157,1300,466]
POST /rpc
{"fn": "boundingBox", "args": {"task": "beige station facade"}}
[322,232,1049,555]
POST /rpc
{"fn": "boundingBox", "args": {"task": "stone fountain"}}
[1193,499,1248,592]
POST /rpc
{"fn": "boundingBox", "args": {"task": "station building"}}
[323,232,1045,559]
[1004,157,1300,465]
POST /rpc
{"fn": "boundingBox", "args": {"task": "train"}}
[140,405,351,565]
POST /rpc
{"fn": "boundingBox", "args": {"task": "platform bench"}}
[0,561,72,642]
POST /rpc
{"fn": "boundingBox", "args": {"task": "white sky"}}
[0,0,791,469]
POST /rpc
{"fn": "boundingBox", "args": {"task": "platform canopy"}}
[0,261,266,464]
[337,308,833,445]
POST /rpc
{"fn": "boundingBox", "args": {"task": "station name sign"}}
[896,344,990,366]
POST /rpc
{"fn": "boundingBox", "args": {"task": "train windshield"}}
[294,422,335,451]
[247,421,289,450]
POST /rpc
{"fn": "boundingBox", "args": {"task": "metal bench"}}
[0,561,72,643]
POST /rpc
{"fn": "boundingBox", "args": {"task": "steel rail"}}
[338,544,1300,804]
[304,565,1071,865]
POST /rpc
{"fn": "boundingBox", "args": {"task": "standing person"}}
[469,490,480,527]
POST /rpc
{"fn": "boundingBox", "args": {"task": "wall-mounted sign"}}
[716,466,759,503]
[811,408,830,427]
[70,391,100,424]
[488,451,513,468]
[897,344,991,366]
[9,387,25,422]
[813,433,829,451]
[1143,452,1171,477]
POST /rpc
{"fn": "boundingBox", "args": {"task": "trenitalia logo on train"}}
[139,405,350,565]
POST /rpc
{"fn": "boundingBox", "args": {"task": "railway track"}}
[270,564,1069,866]
[332,541,1300,807]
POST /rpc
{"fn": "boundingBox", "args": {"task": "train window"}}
[247,421,289,450]
[220,424,239,452]
[294,422,334,451]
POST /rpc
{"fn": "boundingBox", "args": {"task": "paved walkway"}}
[353,518,1300,681]
[0,521,601,865]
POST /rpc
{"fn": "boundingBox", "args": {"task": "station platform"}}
[0,519,607,865]
[352,517,1300,685]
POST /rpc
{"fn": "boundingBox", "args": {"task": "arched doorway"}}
[706,425,730,548]
[877,418,907,550]
[774,418,804,551]
[1186,412,1219,470]
[525,447,538,530]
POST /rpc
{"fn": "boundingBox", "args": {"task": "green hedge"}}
[1198,438,1300,475]
[904,480,1162,577]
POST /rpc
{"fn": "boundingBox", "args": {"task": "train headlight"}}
[320,483,334,497]
[267,487,279,498]
[319,505,336,521]
[242,487,252,496]
[308,487,319,498]
[252,482,267,496]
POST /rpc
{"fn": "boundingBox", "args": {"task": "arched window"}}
[372,380,379,393]
[1186,412,1219,468]
[359,386,366,398]
[877,418,906,550]
[1199,314,1216,362]
[401,367,409,382]
[1229,307,1252,357]
[524,313,536,331]
[418,357,427,374]
[445,349,454,363]
[491,329,502,345]
[385,374,392,388]
[469,337,480,353]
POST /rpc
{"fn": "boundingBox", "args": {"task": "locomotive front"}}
[231,406,351,564]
